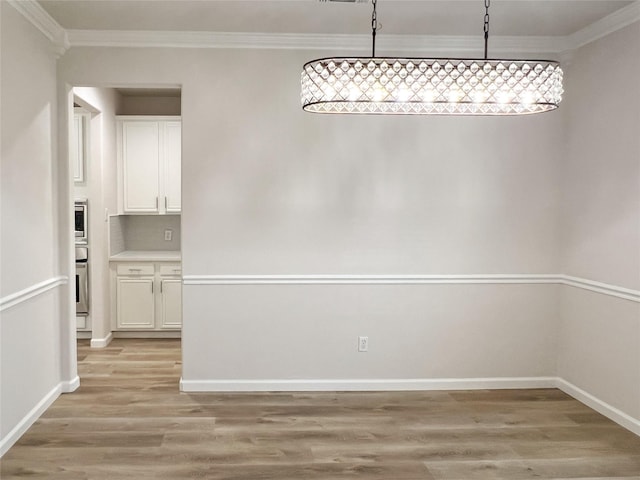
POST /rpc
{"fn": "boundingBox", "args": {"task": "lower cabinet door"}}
[116,277,155,329]
[160,279,182,328]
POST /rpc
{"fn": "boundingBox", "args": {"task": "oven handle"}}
[82,268,88,307]
[76,263,89,314]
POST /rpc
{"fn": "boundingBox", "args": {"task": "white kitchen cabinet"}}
[121,121,159,212]
[117,116,181,214]
[116,277,155,329]
[111,261,182,331]
[160,279,182,329]
[164,122,182,213]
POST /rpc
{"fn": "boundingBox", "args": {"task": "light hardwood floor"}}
[2,339,639,479]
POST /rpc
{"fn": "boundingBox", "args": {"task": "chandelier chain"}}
[371,0,378,57]
[484,0,490,59]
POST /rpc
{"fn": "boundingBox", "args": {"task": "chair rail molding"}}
[0,276,68,312]
[183,273,559,285]
[182,273,640,303]
[561,275,640,303]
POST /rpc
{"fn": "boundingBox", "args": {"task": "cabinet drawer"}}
[159,264,182,276]
[117,264,155,276]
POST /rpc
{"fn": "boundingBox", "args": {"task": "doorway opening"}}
[68,85,183,384]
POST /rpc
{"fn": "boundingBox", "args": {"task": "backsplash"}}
[109,216,126,254]
[109,215,181,254]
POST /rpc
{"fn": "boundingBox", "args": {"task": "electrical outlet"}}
[358,336,368,352]
[164,229,173,241]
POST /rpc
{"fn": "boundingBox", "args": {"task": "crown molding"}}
[564,1,640,52]
[66,29,560,56]
[7,0,69,56]
[10,0,639,57]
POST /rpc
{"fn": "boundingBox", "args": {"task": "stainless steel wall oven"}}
[75,199,87,244]
[76,246,88,316]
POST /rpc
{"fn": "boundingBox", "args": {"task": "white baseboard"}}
[90,332,113,348]
[179,376,557,393]
[60,375,80,393]
[0,384,61,458]
[113,331,181,339]
[556,378,640,436]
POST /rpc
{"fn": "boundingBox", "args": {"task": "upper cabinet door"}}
[163,122,182,214]
[122,121,160,213]
[118,116,181,215]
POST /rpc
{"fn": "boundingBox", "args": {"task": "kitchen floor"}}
[2,339,640,479]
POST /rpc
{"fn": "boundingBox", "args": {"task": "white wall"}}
[184,284,559,383]
[72,87,120,343]
[559,22,640,420]
[0,2,66,453]
[58,47,563,389]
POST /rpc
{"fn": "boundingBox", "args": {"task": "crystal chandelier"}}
[301,0,564,115]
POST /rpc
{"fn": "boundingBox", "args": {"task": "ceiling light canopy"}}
[301,0,564,115]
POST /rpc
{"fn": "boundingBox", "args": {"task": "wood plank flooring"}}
[2,339,639,479]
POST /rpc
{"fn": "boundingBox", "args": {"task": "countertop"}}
[109,250,181,262]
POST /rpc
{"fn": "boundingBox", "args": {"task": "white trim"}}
[62,6,640,54]
[6,0,69,55]
[182,273,640,303]
[183,273,561,286]
[90,333,113,348]
[0,384,61,457]
[61,376,80,393]
[556,378,640,437]
[561,275,640,303]
[112,330,181,339]
[0,276,68,312]
[180,376,556,393]
[564,2,640,52]
[66,30,560,55]
[10,0,638,55]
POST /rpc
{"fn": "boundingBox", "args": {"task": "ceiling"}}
[39,1,634,37]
